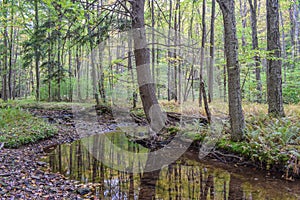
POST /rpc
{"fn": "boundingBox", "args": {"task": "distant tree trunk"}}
[57,38,62,101]
[173,0,179,102]
[85,1,99,105]
[279,9,287,84]
[208,0,216,103]
[167,0,172,101]
[249,0,262,103]
[76,45,82,101]
[289,3,299,68]
[217,0,245,141]
[239,0,247,47]
[68,40,73,102]
[177,0,182,104]
[131,0,166,133]
[128,30,137,108]
[34,0,40,101]
[47,31,52,101]
[8,2,14,99]
[266,0,285,117]
[199,0,206,107]
[2,0,8,101]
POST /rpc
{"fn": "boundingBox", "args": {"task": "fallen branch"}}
[213,150,243,160]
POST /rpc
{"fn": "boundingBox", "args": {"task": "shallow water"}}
[41,132,300,199]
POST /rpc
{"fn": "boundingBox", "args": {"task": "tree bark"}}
[2,0,8,101]
[208,0,216,103]
[266,0,285,117]
[199,0,206,107]
[217,0,245,141]
[131,0,166,133]
[249,0,262,103]
[34,0,40,101]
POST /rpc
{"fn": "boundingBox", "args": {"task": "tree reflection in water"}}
[42,132,299,200]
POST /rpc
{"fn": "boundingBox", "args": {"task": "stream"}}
[41,131,300,199]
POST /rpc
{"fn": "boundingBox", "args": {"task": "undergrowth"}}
[0,106,57,148]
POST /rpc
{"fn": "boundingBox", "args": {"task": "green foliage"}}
[218,113,300,173]
[0,107,57,148]
[283,70,300,104]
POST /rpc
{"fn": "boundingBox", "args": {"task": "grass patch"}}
[0,107,57,148]
[0,98,92,111]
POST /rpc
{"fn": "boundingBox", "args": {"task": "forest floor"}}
[0,100,299,198]
[0,108,113,199]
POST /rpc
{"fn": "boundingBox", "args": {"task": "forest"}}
[0,0,300,199]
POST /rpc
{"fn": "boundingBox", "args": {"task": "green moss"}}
[0,107,57,148]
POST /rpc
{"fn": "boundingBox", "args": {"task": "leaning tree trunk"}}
[217,0,245,141]
[131,0,166,133]
[266,0,285,117]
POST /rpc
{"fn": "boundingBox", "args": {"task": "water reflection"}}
[42,132,299,199]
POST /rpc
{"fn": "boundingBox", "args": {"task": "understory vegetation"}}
[0,99,299,178]
[0,106,57,148]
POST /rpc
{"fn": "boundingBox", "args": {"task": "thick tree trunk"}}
[249,0,262,103]
[217,0,245,141]
[266,0,285,116]
[131,0,166,133]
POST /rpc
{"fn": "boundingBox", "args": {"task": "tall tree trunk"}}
[34,0,40,101]
[177,0,182,104]
[1,0,9,101]
[249,0,262,103]
[199,0,206,107]
[208,0,216,103]
[173,0,179,102]
[167,0,172,101]
[8,1,14,99]
[289,3,299,68]
[76,45,82,101]
[239,0,247,47]
[279,9,287,84]
[150,0,155,89]
[266,0,285,116]
[217,0,245,141]
[131,0,166,134]
[85,1,99,105]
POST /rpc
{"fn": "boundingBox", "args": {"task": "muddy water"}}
[41,132,300,199]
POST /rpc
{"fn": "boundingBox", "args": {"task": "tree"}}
[34,0,40,101]
[217,0,245,141]
[199,0,207,107]
[249,0,262,103]
[266,0,285,117]
[130,0,166,133]
[208,0,216,102]
[1,0,9,101]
